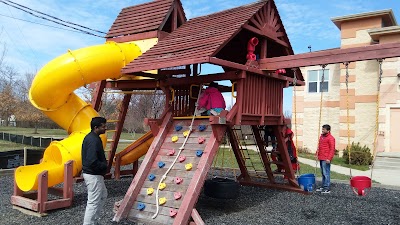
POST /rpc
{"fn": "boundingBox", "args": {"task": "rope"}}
[152,84,204,219]
[315,65,327,175]
[292,68,300,176]
[344,62,352,178]
[370,59,383,179]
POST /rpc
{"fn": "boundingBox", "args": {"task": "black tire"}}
[204,177,240,199]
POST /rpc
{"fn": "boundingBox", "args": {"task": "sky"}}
[0,0,399,112]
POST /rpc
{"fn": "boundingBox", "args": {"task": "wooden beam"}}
[106,94,131,173]
[106,30,158,42]
[251,126,275,183]
[260,38,267,59]
[239,180,304,193]
[159,68,191,76]
[91,80,106,111]
[242,24,289,48]
[209,57,304,85]
[125,71,163,79]
[260,42,400,70]
[105,80,159,90]
[227,126,250,179]
[161,71,244,86]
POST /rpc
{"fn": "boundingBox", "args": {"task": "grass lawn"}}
[213,148,350,180]
[0,126,141,140]
[0,126,145,152]
[298,152,370,171]
[0,140,43,152]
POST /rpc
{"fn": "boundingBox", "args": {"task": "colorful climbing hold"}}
[198,125,206,131]
[185,163,193,171]
[158,161,166,168]
[169,209,178,217]
[196,150,203,157]
[137,203,146,211]
[148,174,156,181]
[178,155,186,162]
[147,187,154,195]
[175,177,183,184]
[198,137,205,144]
[175,125,183,131]
[167,149,175,156]
[174,192,182,200]
[183,130,190,137]
[159,182,167,190]
[172,136,178,142]
[159,197,167,205]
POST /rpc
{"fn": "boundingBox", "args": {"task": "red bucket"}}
[350,176,372,196]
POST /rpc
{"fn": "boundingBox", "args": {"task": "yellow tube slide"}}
[116,131,154,166]
[15,41,142,191]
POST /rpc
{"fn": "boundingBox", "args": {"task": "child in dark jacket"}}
[316,124,336,194]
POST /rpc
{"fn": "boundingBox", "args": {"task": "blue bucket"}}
[297,173,316,192]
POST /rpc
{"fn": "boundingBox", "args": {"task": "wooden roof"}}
[122,0,297,79]
[106,0,186,38]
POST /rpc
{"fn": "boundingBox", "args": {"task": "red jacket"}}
[198,87,226,110]
[285,128,297,158]
[317,133,335,161]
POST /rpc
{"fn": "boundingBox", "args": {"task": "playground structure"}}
[9,0,400,223]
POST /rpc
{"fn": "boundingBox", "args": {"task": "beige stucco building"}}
[293,10,400,154]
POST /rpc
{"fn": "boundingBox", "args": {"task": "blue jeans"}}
[320,160,331,190]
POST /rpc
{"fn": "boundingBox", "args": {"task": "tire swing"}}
[346,60,382,196]
[204,132,240,199]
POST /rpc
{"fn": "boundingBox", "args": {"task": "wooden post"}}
[252,125,275,183]
[37,171,48,214]
[235,72,245,125]
[191,208,205,225]
[63,161,73,200]
[227,127,250,180]
[107,94,132,172]
[91,80,106,111]
[273,126,298,187]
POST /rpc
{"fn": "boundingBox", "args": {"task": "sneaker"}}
[316,187,324,192]
[321,189,331,194]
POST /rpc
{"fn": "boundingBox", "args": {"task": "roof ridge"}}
[189,0,266,21]
[121,0,174,11]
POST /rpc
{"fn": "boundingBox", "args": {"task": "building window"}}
[308,69,329,93]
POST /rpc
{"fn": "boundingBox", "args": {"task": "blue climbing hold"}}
[158,161,165,168]
[175,125,183,131]
[137,203,146,211]
[198,125,206,131]
[196,150,203,157]
[148,174,156,181]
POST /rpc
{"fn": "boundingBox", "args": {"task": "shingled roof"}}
[106,0,186,38]
[122,0,300,78]
[122,1,268,73]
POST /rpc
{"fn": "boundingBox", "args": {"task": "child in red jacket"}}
[316,124,336,194]
[197,82,226,116]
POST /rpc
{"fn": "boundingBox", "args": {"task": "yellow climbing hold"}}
[159,182,167,190]
[159,197,167,205]
[147,187,154,195]
[185,163,193,171]
[171,136,178,142]
[183,130,190,137]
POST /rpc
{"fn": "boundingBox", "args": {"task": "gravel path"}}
[1,174,399,225]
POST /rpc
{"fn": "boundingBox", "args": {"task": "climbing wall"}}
[117,118,222,225]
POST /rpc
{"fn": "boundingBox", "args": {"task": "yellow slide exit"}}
[15,41,144,191]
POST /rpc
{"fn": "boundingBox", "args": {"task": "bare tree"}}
[124,91,165,134]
